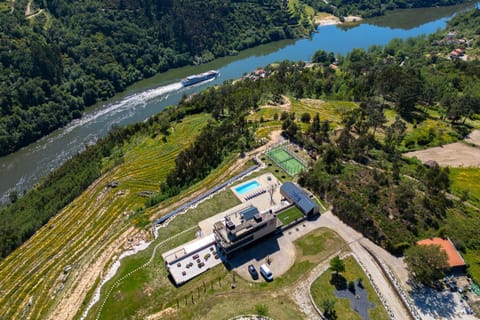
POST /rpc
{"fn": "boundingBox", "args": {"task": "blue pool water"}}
[235,181,260,195]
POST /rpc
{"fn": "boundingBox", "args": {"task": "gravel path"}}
[293,251,348,319]
[291,211,412,320]
[320,211,411,319]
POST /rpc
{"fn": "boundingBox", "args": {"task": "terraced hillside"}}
[0,114,211,320]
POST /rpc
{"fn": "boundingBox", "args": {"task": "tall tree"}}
[330,255,345,275]
[405,244,449,286]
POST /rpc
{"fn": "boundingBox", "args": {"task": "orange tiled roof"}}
[417,237,466,268]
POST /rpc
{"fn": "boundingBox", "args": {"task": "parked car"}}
[248,264,259,280]
[260,264,273,281]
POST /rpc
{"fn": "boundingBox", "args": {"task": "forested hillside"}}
[0,0,305,156]
[304,0,473,18]
[0,0,473,156]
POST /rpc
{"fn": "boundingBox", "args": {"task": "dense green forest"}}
[0,0,307,156]
[304,0,474,18]
[1,5,480,273]
[0,0,473,156]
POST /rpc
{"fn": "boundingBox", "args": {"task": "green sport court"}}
[267,146,307,176]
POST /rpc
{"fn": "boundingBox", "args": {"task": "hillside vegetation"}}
[2,6,480,319]
[304,0,474,18]
[0,0,473,156]
[0,0,309,156]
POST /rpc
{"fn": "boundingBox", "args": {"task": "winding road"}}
[291,211,412,320]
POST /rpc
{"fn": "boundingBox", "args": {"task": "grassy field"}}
[311,256,390,320]
[278,206,304,225]
[449,168,480,208]
[0,114,213,320]
[246,98,358,128]
[88,203,349,320]
[446,168,480,283]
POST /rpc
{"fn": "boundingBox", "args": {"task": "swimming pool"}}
[235,180,260,195]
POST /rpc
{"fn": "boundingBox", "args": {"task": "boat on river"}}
[181,70,219,87]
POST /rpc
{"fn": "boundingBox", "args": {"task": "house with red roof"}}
[417,237,467,274]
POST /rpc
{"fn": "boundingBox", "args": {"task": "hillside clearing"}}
[403,142,480,167]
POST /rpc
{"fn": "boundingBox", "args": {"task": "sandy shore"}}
[314,13,363,27]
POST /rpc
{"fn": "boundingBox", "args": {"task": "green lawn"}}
[278,206,304,225]
[311,256,390,320]
[91,223,348,319]
[291,98,358,124]
[449,168,480,208]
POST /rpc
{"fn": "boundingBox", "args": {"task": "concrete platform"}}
[162,234,222,286]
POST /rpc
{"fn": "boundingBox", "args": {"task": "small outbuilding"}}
[280,182,319,216]
[417,237,467,274]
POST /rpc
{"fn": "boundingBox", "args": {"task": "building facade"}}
[213,206,280,257]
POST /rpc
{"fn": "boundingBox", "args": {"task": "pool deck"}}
[199,173,284,235]
[230,173,281,203]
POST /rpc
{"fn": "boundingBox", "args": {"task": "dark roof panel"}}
[280,182,318,214]
[240,206,260,221]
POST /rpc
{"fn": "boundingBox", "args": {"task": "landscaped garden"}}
[278,206,304,225]
[311,256,390,320]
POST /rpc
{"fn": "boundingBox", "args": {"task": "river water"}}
[0,3,477,204]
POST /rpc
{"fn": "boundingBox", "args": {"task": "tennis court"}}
[268,148,291,163]
[267,146,307,176]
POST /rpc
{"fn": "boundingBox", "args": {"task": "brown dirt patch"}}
[261,95,291,111]
[404,141,480,167]
[465,129,480,146]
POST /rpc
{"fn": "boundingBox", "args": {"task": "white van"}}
[260,264,273,281]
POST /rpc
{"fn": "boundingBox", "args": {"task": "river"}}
[0,3,477,205]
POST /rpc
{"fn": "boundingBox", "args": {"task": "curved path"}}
[293,251,348,320]
[89,225,197,320]
[291,211,412,320]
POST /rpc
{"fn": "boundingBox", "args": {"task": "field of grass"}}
[246,98,358,125]
[311,256,390,320]
[449,168,480,208]
[278,206,304,225]
[446,168,480,283]
[291,99,358,124]
[88,207,348,320]
[0,114,212,320]
[402,118,461,150]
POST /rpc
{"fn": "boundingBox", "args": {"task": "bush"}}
[254,304,269,316]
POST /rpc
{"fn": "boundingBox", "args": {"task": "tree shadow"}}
[330,273,347,290]
[411,285,458,319]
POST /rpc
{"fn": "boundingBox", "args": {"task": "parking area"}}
[230,217,324,282]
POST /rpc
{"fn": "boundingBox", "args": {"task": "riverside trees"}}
[0,0,305,156]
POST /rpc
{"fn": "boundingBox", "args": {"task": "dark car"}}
[248,264,259,280]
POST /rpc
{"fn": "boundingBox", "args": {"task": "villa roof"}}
[240,206,259,221]
[417,237,466,268]
[280,182,317,214]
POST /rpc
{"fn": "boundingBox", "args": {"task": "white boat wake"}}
[63,82,183,135]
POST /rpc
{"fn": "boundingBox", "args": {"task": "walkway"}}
[319,211,411,319]
[293,251,348,320]
[290,211,412,320]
